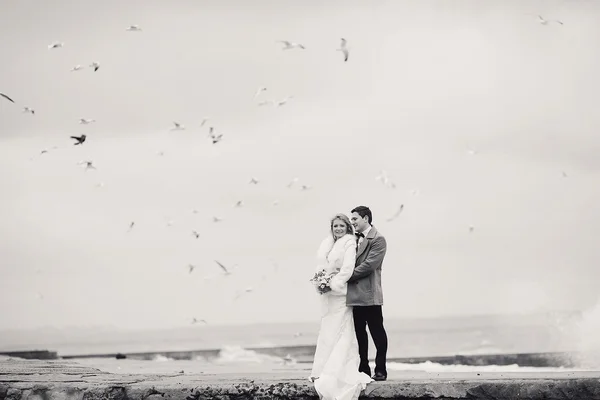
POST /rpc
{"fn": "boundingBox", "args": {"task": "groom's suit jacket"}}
[346,226,387,307]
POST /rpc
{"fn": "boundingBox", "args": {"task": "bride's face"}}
[332,219,348,239]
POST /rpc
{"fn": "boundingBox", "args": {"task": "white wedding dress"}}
[310,234,373,400]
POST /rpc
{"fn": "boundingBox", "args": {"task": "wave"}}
[387,361,588,372]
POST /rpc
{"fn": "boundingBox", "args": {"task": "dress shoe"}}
[372,372,387,381]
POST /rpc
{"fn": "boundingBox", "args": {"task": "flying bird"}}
[466,146,478,156]
[276,96,293,107]
[79,118,95,124]
[214,260,233,275]
[1,92,15,103]
[127,221,135,232]
[22,107,34,114]
[192,230,200,239]
[208,127,223,144]
[538,15,563,25]
[90,62,100,71]
[191,318,208,325]
[287,177,299,188]
[78,160,96,171]
[188,264,196,274]
[386,204,404,222]
[71,65,84,72]
[278,41,305,50]
[48,42,64,49]
[126,25,142,31]
[249,177,259,184]
[234,287,254,300]
[212,216,223,223]
[170,121,185,131]
[200,117,209,127]
[254,87,267,99]
[337,38,349,62]
[70,134,86,145]
[375,170,396,188]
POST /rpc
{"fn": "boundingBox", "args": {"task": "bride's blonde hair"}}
[330,213,354,239]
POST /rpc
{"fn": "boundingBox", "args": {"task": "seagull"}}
[170,121,185,131]
[272,199,280,206]
[39,146,58,155]
[249,177,259,184]
[79,118,95,124]
[275,96,293,107]
[192,230,200,239]
[337,38,349,62]
[234,200,243,208]
[78,160,96,171]
[300,184,311,191]
[562,171,568,178]
[375,170,396,188]
[466,147,478,156]
[0,92,15,103]
[191,318,208,325]
[188,264,196,274]
[208,127,223,144]
[200,117,209,127]
[22,107,34,114]
[287,177,299,188]
[469,225,475,233]
[386,204,404,222]
[214,260,233,275]
[70,134,86,145]
[48,42,64,49]
[254,87,267,99]
[211,134,223,144]
[279,41,305,50]
[538,15,563,25]
[127,221,135,232]
[90,62,100,72]
[234,287,254,300]
[71,65,84,72]
[126,25,142,31]
[212,216,223,223]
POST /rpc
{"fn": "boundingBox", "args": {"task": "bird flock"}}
[0,11,567,325]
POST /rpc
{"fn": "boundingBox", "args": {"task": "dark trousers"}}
[353,305,388,376]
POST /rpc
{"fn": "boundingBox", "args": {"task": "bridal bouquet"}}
[310,269,335,294]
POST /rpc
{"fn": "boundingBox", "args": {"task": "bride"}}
[309,213,373,400]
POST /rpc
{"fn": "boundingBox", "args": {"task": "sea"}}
[2,312,599,374]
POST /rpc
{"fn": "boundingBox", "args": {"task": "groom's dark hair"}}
[351,206,372,224]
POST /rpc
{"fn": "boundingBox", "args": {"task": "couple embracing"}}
[309,206,389,400]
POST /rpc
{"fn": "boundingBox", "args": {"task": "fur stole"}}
[316,234,355,274]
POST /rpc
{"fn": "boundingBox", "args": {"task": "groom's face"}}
[350,212,369,233]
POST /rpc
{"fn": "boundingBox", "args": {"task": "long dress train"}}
[309,234,373,400]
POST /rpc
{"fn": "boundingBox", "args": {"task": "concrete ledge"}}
[1,358,600,400]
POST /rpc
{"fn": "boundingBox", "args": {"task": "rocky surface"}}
[1,357,600,399]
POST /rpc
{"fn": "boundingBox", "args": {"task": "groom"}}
[347,206,388,381]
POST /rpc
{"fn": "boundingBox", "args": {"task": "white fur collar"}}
[316,234,355,273]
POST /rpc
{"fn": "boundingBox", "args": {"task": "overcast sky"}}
[1,0,599,331]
